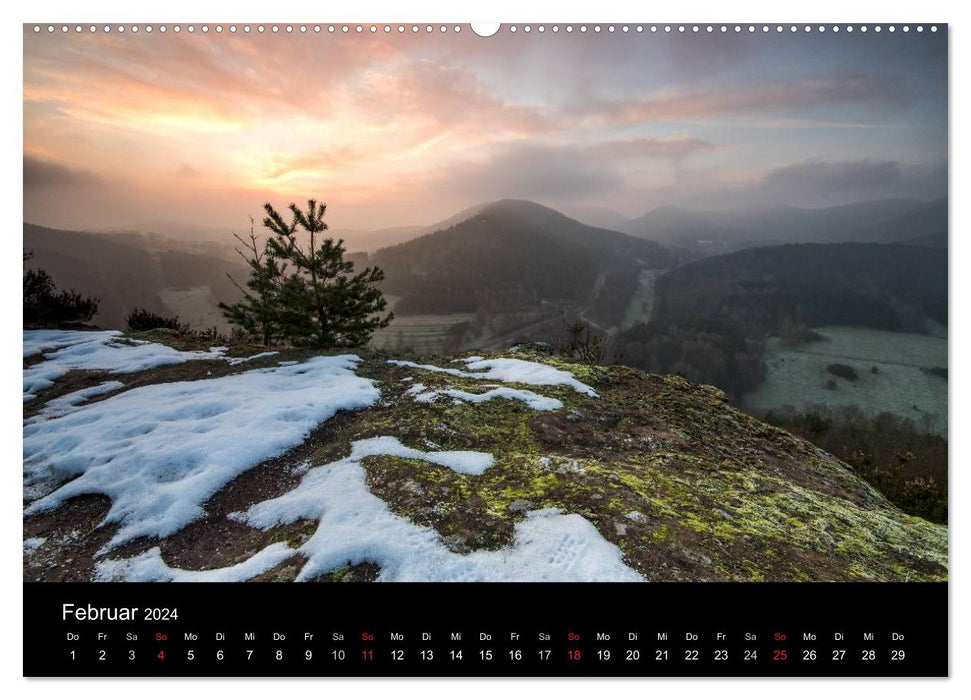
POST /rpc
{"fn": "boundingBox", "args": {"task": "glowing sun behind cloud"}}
[24,26,946,232]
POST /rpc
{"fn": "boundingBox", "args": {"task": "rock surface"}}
[23,333,947,583]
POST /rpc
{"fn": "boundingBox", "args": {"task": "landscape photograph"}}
[23,24,947,583]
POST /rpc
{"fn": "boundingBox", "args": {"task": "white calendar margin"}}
[2,0,964,698]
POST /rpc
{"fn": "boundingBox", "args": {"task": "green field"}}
[369,313,476,355]
[743,326,948,436]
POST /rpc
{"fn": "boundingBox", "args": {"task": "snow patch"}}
[406,384,563,411]
[23,330,230,400]
[389,357,597,396]
[227,351,279,366]
[100,437,641,582]
[463,357,597,396]
[96,543,294,582]
[348,436,494,475]
[23,537,46,551]
[244,448,641,580]
[23,355,380,548]
[404,383,439,404]
[23,329,119,358]
[27,381,125,422]
[388,359,467,377]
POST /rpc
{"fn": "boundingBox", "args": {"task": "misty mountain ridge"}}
[369,199,676,318]
[23,195,947,349]
[617,197,946,251]
[24,223,248,332]
[30,195,945,260]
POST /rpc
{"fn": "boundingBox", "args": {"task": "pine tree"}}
[222,201,393,348]
[219,219,288,346]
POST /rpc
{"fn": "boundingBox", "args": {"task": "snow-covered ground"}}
[26,381,125,422]
[26,330,635,582]
[24,354,380,548]
[97,437,641,583]
[23,330,229,400]
[406,383,564,411]
[24,329,118,358]
[389,356,598,396]
[22,329,284,401]
[227,351,279,366]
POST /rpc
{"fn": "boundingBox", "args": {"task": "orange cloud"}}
[22,28,943,230]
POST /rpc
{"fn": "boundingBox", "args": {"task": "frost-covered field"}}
[743,326,948,435]
[24,331,638,582]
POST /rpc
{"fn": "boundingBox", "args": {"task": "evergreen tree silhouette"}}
[222,201,392,347]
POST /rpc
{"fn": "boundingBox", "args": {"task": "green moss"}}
[263,519,318,549]
[327,565,352,582]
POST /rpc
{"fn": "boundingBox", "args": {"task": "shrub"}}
[126,308,190,333]
[558,321,605,365]
[827,363,858,381]
[23,252,99,327]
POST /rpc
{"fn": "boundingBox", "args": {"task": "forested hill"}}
[24,223,248,331]
[616,243,947,399]
[654,243,946,331]
[371,200,676,315]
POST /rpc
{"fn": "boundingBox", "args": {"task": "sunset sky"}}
[23,25,947,232]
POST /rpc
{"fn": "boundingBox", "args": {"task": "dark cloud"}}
[23,156,101,190]
[761,159,945,206]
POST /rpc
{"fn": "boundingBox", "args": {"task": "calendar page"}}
[22,20,948,678]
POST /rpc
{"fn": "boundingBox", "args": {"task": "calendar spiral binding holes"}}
[30,24,941,35]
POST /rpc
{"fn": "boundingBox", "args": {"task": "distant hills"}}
[615,198,947,252]
[370,199,676,317]
[338,197,947,257]
[841,199,948,248]
[24,223,247,331]
[54,196,947,259]
[23,196,948,344]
